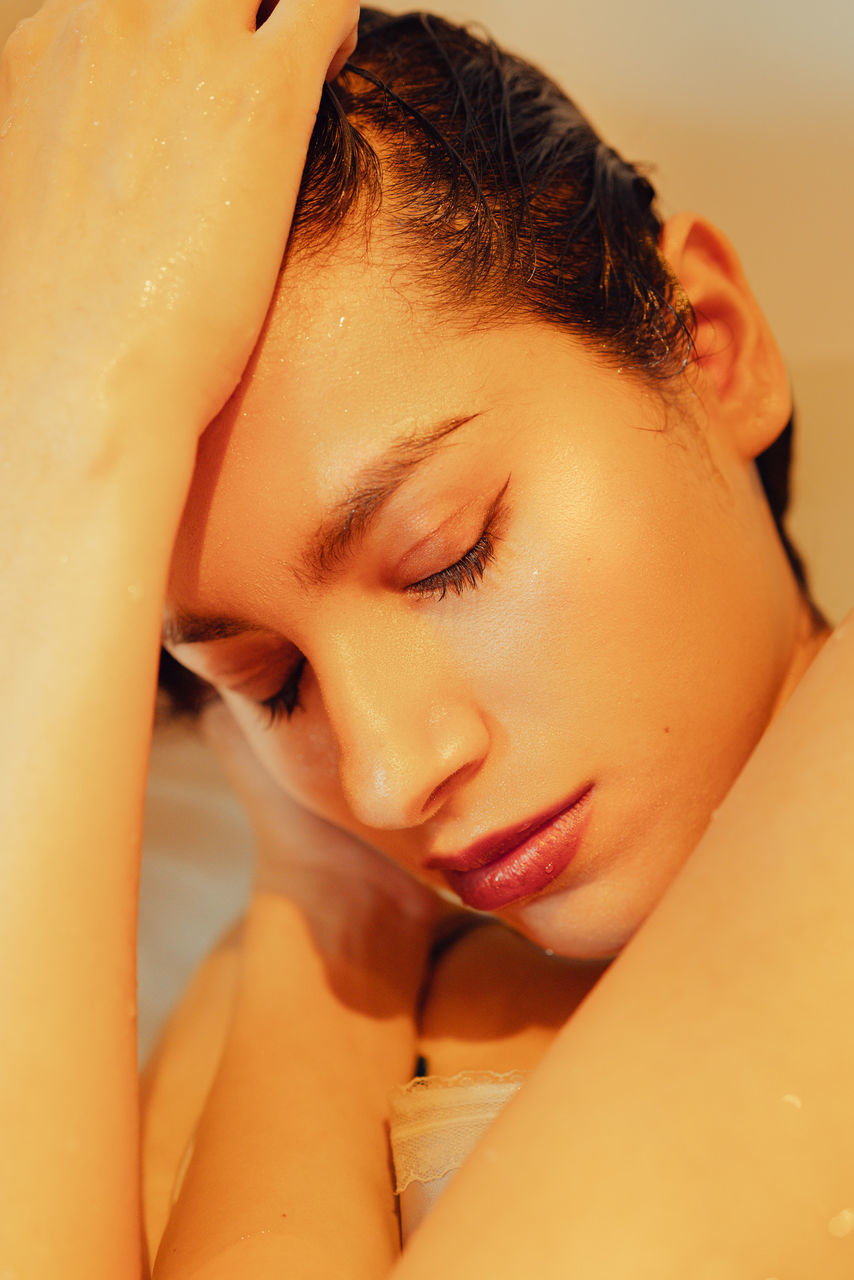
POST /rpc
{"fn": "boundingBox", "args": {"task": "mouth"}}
[425,785,594,911]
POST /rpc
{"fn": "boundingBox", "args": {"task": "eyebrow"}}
[162,612,267,648]
[164,411,480,648]
[300,411,480,584]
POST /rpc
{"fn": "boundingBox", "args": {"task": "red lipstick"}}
[426,786,593,911]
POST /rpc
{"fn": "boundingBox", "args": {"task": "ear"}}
[659,213,792,460]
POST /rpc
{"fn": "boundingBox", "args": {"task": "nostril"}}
[423,760,480,817]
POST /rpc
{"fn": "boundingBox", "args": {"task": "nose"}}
[315,623,489,830]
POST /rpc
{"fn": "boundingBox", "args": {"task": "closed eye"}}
[405,526,498,600]
[258,478,510,728]
[405,476,509,601]
[260,655,307,726]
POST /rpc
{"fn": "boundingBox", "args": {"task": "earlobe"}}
[659,213,792,460]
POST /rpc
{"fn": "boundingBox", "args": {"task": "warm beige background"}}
[3,0,849,1054]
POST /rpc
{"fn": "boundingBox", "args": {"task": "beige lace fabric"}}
[389,1070,526,1240]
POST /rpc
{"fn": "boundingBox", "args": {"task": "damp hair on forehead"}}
[290,10,685,376]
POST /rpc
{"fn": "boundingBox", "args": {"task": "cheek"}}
[465,441,763,766]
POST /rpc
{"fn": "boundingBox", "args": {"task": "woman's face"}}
[166,237,817,957]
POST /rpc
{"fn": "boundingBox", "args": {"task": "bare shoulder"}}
[721,607,854,847]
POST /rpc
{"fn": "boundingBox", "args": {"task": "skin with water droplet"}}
[828,1208,854,1238]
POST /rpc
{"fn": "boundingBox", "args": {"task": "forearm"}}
[0,396,195,1280]
[0,0,358,1271]
[395,617,854,1277]
[154,891,424,1279]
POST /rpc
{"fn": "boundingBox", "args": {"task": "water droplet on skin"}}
[338,315,346,327]
[127,582,143,602]
[780,1093,802,1109]
[544,948,554,957]
[0,117,13,139]
[828,1208,854,1238]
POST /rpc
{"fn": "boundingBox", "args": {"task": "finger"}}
[1,7,53,77]
[255,0,359,71]
[325,18,357,82]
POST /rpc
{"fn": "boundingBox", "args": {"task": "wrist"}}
[3,376,198,549]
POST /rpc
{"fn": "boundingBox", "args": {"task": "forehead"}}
[168,237,662,613]
[170,242,490,601]
[208,240,491,492]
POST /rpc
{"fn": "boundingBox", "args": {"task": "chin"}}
[499,881,658,961]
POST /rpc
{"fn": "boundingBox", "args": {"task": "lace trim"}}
[396,1069,526,1094]
[389,1070,526,1193]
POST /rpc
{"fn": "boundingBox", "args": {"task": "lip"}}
[425,785,593,911]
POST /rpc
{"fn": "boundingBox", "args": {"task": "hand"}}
[0,0,359,446]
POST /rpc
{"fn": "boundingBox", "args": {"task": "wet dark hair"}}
[292,10,684,371]
[159,7,811,711]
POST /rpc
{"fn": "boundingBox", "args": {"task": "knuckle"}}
[2,16,42,71]
[2,2,94,73]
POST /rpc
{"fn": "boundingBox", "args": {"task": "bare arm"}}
[151,705,444,1279]
[0,395,195,1280]
[0,2,356,1275]
[394,615,854,1278]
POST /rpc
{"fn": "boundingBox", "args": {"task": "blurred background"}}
[3,0,850,1057]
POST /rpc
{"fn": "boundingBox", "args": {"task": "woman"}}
[1,2,852,1277]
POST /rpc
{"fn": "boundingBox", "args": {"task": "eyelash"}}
[260,493,506,727]
[261,655,307,727]
[403,525,498,601]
